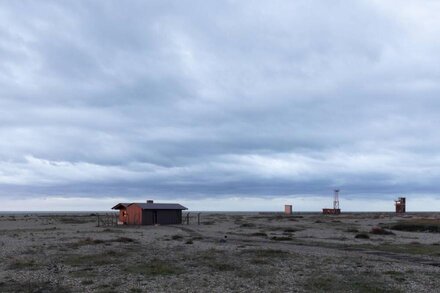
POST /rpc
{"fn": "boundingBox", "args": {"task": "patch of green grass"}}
[57,216,93,224]
[384,271,406,281]
[283,228,298,233]
[78,237,105,245]
[101,228,125,233]
[113,236,136,243]
[363,243,440,256]
[207,261,236,271]
[69,268,97,278]
[68,236,136,248]
[0,280,72,293]
[126,259,183,276]
[194,249,237,272]
[63,251,118,267]
[264,225,302,233]
[270,236,292,241]
[171,234,183,240]
[304,274,402,293]
[240,222,256,228]
[250,232,267,237]
[202,221,215,225]
[250,258,270,265]
[385,219,440,233]
[241,249,289,257]
[304,275,334,291]
[8,259,40,270]
[345,228,359,233]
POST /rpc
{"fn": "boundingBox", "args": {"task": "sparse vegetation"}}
[240,249,289,258]
[250,232,267,237]
[193,249,238,272]
[57,216,93,224]
[126,259,183,276]
[384,219,440,233]
[346,228,359,233]
[370,226,395,235]
[2,213,440,292]
[202,221,215,225]
[355,233,370,239]
[114,236,136,243]
[305,272,401,292]
[69,236,136,248]
[63,251,119,266]
[0,280,72,293]
[240,222,256,228]
[270,236,293,241]
[283,228,298,233]
[361,243,440,256]
[8,259,39,270]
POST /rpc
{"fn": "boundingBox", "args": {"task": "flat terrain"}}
[0,212,439,292]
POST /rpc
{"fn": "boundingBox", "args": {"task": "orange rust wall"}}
[126,205,142,225]
[118,207,127,223]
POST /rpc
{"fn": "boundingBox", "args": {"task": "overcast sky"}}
[1,1,440,211]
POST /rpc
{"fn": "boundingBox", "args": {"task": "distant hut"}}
[112,200,187,225]
[284,205,293,215]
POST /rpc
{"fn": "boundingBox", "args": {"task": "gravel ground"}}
[0,212,439,292]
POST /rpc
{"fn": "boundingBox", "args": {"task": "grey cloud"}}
[0,1,440,204]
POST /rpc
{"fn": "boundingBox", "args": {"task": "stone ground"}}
[0,212,439,292]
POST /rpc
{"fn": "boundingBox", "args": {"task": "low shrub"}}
[250,232,267,237]
[171,235,183,240]
[355,233,370,239]
[126,259,183,276]
[270,236,292,241]
[370,227,394,235]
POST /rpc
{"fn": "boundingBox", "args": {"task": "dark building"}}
[322,208,341,215]
[112,200,187,225]
[395,197,406,213]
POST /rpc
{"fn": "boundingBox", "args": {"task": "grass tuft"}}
[385,219,440,233]
[126,259,183,276]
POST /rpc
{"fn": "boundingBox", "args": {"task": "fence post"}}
[197,213,201,225]
[97,214,100,227]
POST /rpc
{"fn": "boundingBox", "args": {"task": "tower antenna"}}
[333,189,340,210]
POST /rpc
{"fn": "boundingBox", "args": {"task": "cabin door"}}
[153,211,158,225]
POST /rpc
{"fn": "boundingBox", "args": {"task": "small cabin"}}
[112,200,187,225]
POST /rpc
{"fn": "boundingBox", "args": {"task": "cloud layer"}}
[1,1,440,208]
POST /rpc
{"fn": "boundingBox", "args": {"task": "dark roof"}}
[128,203,188,210]
[111,203,130,210]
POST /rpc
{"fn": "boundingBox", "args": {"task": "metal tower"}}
[333,189,340,210]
